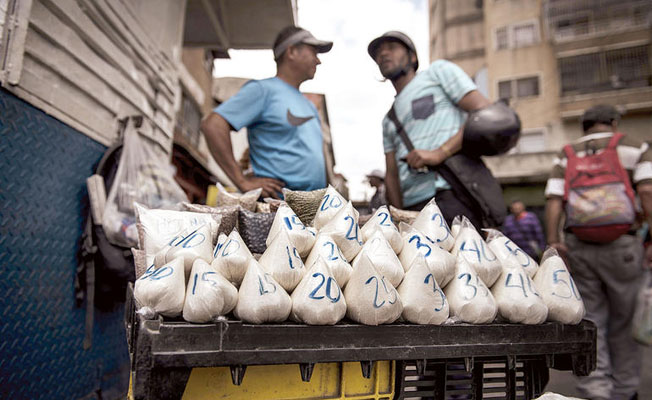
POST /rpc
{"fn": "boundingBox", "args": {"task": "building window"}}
[559,45,651,95]
[496,27,509,50]
[498,76,541,100]
[511,130,546,154]
[495,21,540,50]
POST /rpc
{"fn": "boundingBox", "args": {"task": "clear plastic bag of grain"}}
[179,202,239,237]
[238,208,276,254]
[215,182,261,212]
[282,187,328,226]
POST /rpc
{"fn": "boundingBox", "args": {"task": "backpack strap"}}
[387,105,415,152]
[607,132,624,149]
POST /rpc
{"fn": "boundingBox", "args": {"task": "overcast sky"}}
[213,0,429,201]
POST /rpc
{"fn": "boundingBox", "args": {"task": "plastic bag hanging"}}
[134,257,186,318]
[451,217,502,288]
[267,204,316,257]
[484,228,538,278]
[290,257,347,325]
[211,230,255,287]
[532,247,585,325]
[397,255,450,324]
[319,201,364,261]
[183,259,238,323]
[344,252,403,325]
[234,259,292,324]
[490,257,548,324]
[312,185,347,230]
[411,198,456,251]
[360,205,403,253]
[258,229,306,293]
[444,253,497,324]
[352,230,404,288]
[304,233,353,289]
[103,119,188,247]
[398,223,455,288]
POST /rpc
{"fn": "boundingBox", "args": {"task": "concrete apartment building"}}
[430,0,652,208]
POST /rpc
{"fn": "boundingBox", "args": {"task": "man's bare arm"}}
[384,151,403,209]
[406,90,491,169]
[637,182,652,268]
[201,112,283,198]
[544,195,568,259]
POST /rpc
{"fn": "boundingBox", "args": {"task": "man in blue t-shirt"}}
[201,26,332,197]
[367,31,492,227]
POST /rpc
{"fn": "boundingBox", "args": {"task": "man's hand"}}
[238,176,285,199]
[406,149,446,169]
[548,241,569,264]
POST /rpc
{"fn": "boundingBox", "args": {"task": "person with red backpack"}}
[544,104,652,400]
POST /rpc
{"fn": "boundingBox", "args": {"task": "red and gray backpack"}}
[563,132,636,243]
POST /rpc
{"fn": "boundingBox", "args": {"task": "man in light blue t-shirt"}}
[368,31,492,227]
[201,26,332,197]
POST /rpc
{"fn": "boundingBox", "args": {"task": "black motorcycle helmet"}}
[367,31,419,72]
[462,100,521,157]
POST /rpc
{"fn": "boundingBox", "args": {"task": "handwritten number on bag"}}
[258,273,277,296]
[220,239,241,257]
[320,194,343,211]
[141,266,173,281]
[344,215,361,243]
[191,271,219,295]
[139,264,157,280]
[409,235,432,257]
[283,215,306,231]
[286,245,301,269]
[461,240,496,263]
[458,273,478,300]
[504,240,531,267]
[430,213,451,242]
[505,273,528,297]
[378,212,392,227]
[424,273,446,311]
[323,241,340,261]
[365,276,397,308]
[552,269,581,300]
[169,228,205,249]
[308,273,341,303]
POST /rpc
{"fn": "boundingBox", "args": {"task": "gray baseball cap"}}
[273,28,333,59]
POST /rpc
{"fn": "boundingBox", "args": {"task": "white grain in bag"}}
[352,230,404,288]
[211,230,254,287]
[397,255,449,324]
[532,248,585,325]
[154,224,214,277]
[135,203,221,255]
[344,253,402,325]
[134,257,185,318]
[451,217,502,287]
[234,259,292,324]
[485,228,538,278]
[360,206,403,253]
[444,253,497,324]
[451,215,462,238]
[491,257,548,324]
[258,229,306,292]
[291,257,347,325]
[411,198,455,251]
[398,223,455,288]
[304,233,353,288]
[319,201,363,261]
[312,185,346,230]
[183,259,238,323]
[267,204,316,257]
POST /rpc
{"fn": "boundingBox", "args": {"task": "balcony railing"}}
[544,0,652,43]
[559,45,651,96]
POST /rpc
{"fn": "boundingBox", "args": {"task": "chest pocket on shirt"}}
[411,95,435,120]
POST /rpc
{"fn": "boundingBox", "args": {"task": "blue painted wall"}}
[0,89,129,399]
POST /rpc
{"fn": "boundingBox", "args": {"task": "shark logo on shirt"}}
[287,109,314,126]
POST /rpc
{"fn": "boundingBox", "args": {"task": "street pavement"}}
[544,344,652,399]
